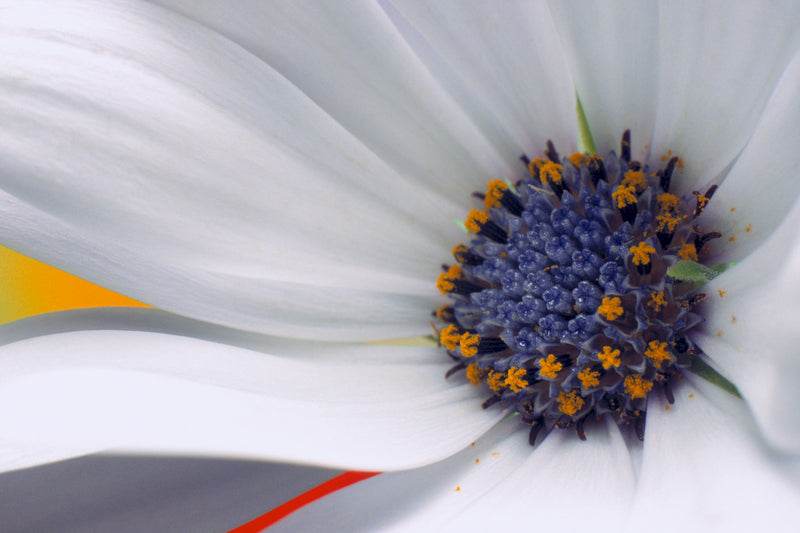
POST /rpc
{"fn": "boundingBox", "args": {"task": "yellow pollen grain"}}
[647,291,667,312]
[624,374,653,399]
[475,458,480,464]
[612,184,637,208]
[436,264,462,295]
[539,161,563,185]
[455,486,461,492]
[678,243,698,261]
[557,390,585,416]
[568,152,587,168]
[505,367,529,392]
[578,367,600,389]
[746,224,752,233]
[728,236,736,242]
[689,393,695,398]
[451,243,470,259]
[464,208,488,233]
[718,289,727,298]
[657,193,680,212]
[465,363,485,386]
[657,213,683,232]
[439,324,461,350]
[630,242,656,266]
[597,346,621,369]
[484,179,508,209]
[598,296,624,321]
[538,353,563,379]
[487,370,506,392]
[459,332,481,358]
[622,170,647,193]
[645,340,671,368]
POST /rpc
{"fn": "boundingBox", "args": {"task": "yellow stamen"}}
[597,346,621,369]
[527,157,549,177]
[647,291,667,312]
[537,353,563,379]
[630,241,656,266]
[435,305,454,322]
[568,152,587,168]
[464,209,488,233]
[459,332,481,358]
[621,170,646,193]
[451,243,470,260]
[439,324,461,350]
[657,193,680,212]
[505,367,529,392]
[656,213,683,233]
[466,363,486,386]
[577,368,600,389]
[556,390,585,416]
[624,374,653,399]
[598,296,624,321]
[678,243,698,261]
[484,179,508,209]
[487,370,506,392]
[436,264,462,295]
[645,340,671,368]
[539,161,563,185]
[612,184,637,208]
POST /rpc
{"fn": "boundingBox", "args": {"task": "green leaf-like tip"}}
[689,357,741,398]
[667,260,737,286]
[576,93,597,155]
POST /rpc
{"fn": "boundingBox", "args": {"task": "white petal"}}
[698,47,800,263]
[0,329,501,471]
[692,197,800,453]
[650,1,800,192]
[272,416,635,532]
[549,0,659,159]
[0,441,95,473]
[0,454,342,532]
[387,0,578,165]
[628,377,800,532]
[0,0,460,340]
[150,0,515,198]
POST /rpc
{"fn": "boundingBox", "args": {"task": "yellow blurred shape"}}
[0,245,149,324]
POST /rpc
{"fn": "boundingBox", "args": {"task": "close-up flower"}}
[2,0,800,531]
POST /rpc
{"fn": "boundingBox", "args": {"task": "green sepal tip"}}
[689,357,741,398]
[667,260,737,289]
[576,93,597,155]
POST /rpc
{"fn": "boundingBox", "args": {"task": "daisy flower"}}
[2,1,800,531]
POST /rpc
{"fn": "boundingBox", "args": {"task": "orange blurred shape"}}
[0,245,149,323]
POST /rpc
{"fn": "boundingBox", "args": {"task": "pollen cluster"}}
[434,131,717,444]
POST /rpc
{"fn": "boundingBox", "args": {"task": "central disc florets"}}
[434,131,718,444]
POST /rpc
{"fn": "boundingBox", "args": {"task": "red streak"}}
[228,470,380,532]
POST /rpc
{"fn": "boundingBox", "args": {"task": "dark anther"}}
[657,229,674,249]
[520,154,531,166]
[545,140,560,163]
[445,362,466,379]
[693,184,719,217]
[474,337,510,356]
[662,380,675,405]
[673,334,688,354]
[588,156,607,186]
[441,264,450,272]
[453,248,484,266]
[478,220,509,244]
[636,262,652,276]
[660,157,678,192]
[449,278,484,297]
[628,160,642,171]
[499,190,525,216]
[432,306,456,324]
[619,202,638,224]
[680,292,707,309]
[482,395,502,409]
[471,191,486,201]
[548,181,566,199]
[620,130,631,163]
[692,227,722,252]
[575,416,588,441]
[528,420,543,446]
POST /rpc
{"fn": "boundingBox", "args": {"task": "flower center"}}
[434,131,719,444]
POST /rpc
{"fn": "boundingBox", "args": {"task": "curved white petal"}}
[150,0,514,198]
[0,329,501,471]
[272,416,635,532]
[0,0,462,340]
[698,47,800,263]
[0,441,96,473]
[386,0,578,167]
[0,454,341,532]
[628,377,800,532]
[692,197,800,453]
[549,0,659,159]
[649,1,800,192]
